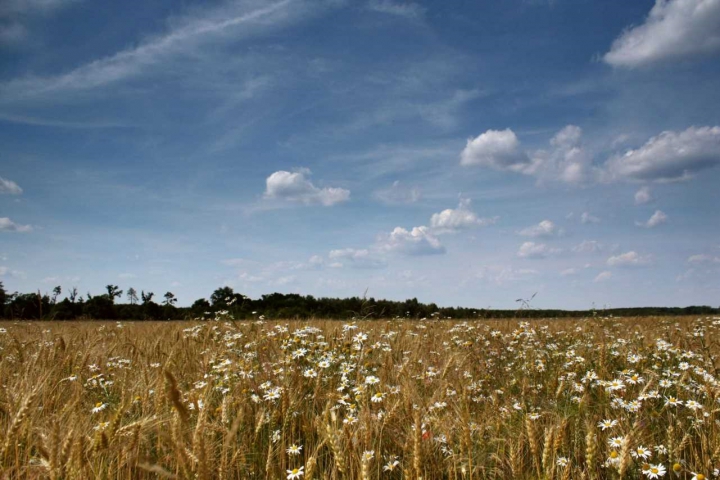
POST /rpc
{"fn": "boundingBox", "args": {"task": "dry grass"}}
[1,315,719,479]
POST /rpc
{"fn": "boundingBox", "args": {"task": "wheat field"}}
[0,315,719,479]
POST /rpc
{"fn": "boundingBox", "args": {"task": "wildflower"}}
[598,419,618,430]
[690,473,706,480]
[362,450,375,461]
[644,463,666,478]
[665,396,683,407]
[91,402,107,414]
[608,436,625,448]
[383,457,400,471]
[365,375,380,385]
[556,457,569,467]
[371,392,384,403]
[632,446,652,460]
[685,400,702,411]
[287,444,302,456]
[286,466,304,479]
[303,368,317,378]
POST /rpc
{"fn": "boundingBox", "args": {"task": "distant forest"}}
[0,282,717,321]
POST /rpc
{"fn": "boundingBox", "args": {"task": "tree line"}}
[0,282,717,320]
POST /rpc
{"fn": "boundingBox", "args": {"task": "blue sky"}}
[1,0,720,309]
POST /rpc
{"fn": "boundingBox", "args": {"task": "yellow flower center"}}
[697,475,705,480]
[610,451,618,459]
[673,463,682,472]
[651,468,659,474]
[95,402,103,407]
[292,469,299,474]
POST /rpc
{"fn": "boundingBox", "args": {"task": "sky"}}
[1,0,720,309]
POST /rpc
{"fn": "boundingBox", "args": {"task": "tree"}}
[163,292,177,306]
[106,285,123,303]
[127,287,138,305]
[0,281,6,310]
[141,291,154,304]
[211,286,235,307]
[68,287,78,303]
[52,286,62,304]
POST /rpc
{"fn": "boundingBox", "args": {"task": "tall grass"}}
[0,315,718,479]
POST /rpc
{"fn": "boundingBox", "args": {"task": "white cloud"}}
[429,199,497,233]
[580,212,601,224]
[1,0,307,98]
[264,170,350,206]
[526,125,594,184]
[607,251,653,267]
[377,226,445,256]
[475,265,538,286]
[634,186,653,205]
[636,210,668,228]
[517,242,562,259]
[461,125,594,185]
[372,180,421,205]
[0,266,24,278]
[460,128,530,170]
[560,268,578,276]
[606,126,720,182]
[328,248,387,269]
[518,220,562,238]
[572,240,604,254]
[118,273,137,279]
[603,0,720,68]
[0,217,32,232]
[687,254,720,264]
[0,176,22,195]
[367,0,426,19]
[594,271,613,282]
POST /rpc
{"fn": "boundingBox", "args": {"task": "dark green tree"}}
[105,285,123,303]
[68,287,78,303]
[52,286,62,304]
[141,291,154,304]
[163,292,177,306]
[127,287,138,305]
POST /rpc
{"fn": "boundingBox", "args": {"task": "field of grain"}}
[1,315,719,479]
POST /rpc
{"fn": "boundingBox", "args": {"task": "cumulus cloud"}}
[328,248,387,269]
[461,125,595,185]
[377,226,445,256]
[517,242,562,259]
[607,251,653,267]
[687,254,720,264]
[560,268,578,276]
[634,186,653,205]
[0,176,22,195]
[526,125,594,184]
[372,180,421,205]
[264,169,350,206]
[594,271,613,282]
[580,212,601,224]
[429,199,497,233]
[604,0,720,67]
[572,240,605,254]
[460,129,530,170]
[636,210,668,228]
[0,217,32,232]
[518,220,562,238]
[606,126,720,182]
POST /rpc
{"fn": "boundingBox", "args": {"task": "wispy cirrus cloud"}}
[0,0,311,100]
